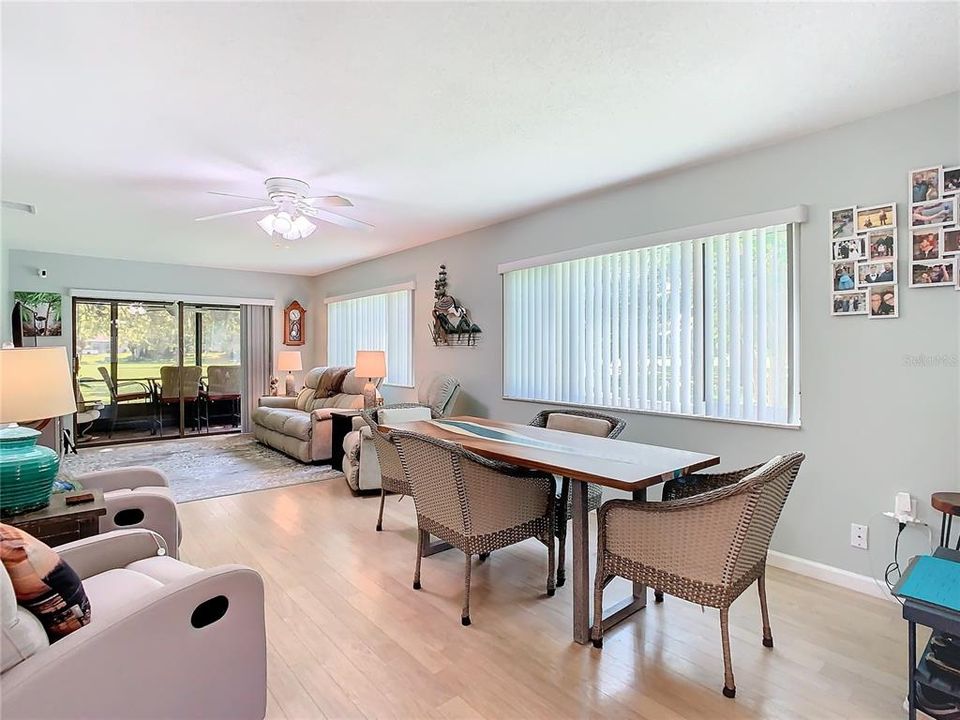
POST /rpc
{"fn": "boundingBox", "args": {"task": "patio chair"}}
[97,366,153,438]
[392,428,556,626]
[528,408,626,586]
[157,365,203,436]
[201,365,242,431]
[590,453,805,698]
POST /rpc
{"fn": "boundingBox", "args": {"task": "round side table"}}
[931,492,960,548]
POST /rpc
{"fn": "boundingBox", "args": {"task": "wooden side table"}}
[329,409,361,472]
[4,490,106,547]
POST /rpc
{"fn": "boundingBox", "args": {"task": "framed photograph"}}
[912,229,942,260]
[13,291,63,337]
[943,166,960,196]
[830,207,855,239]
[866,229,897,260]
[831,236,866,262]
[856,203,896,233]
[832,261,858,292]
[856,260,896,286]
[944,228,960,255]
[910,166,942,203]
[910,259,956,287]
[910,196,957,229]
[867,284,898,319]
[831,290,868,316]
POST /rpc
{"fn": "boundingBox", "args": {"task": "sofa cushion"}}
[82,569,163,622]
[1,563,49,672]
[303,367,325,390]
[378,406,432,426]
[125,557,201,585]
[316,366,350,399]
[0,524,91,642]
[341,369,366,395]
[419,374,460,416]
[252,406,312,440]
[295,386,316,411]
[320,393,364,410]
[545,413,613,438]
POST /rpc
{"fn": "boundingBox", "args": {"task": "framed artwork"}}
[943,166,960,196]
[910,196,957,229]
[855,203,896,233]
[866,229,896,261]
[831,290,867,316]
[856,260,896,287]
[14,291,63,337]
[910,259,956,288]
[867,284,898,319]
[944,228,959,256]
[283,301,306,346]
[830,207,855,239]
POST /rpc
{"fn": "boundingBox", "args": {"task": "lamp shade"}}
[277,350,302,372]
[355,350,386,379]
[0,347,77,423]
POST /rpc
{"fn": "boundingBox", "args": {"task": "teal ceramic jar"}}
[0,425,59,516]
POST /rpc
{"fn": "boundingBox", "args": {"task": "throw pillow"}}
[0,524,91,641]
[317,366,350,398]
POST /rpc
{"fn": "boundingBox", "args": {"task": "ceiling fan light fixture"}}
[293,215,317,238]
[257,213,277,236]
[273,211,294,235]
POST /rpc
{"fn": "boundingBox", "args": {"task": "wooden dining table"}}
[379,415,720,645]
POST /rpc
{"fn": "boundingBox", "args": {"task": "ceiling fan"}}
[195,177,372,242]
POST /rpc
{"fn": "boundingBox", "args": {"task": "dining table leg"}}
[599,488,648,630]
[571,478,591,644]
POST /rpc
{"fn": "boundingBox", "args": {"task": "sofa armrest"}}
[56,529,167,580]
[2,565,267,720]
[75,466,170,493]
[102,489,180,559]
[258,395,297,409]
[350,415,365,431]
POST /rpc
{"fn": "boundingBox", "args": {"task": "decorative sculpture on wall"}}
[431,265,482,346]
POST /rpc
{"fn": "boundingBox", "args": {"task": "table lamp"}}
[0,347,78,515]
[277,350,302,396]
[355,350,386,409]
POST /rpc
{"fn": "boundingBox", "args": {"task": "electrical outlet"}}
[850,523,869,550]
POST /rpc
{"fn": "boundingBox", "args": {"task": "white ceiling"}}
[2,2,958,276]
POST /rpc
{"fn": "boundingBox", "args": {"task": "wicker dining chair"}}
[528,408,626,586]
[590,452,805,698]
[391,429,557,626]
[360,403,439,532]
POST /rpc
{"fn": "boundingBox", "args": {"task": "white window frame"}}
[325,282,416,388]
[498,207,805,429]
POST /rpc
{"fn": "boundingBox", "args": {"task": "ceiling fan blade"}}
[304,195,353,207]
[300,206,373,231]
[2,200,36,214]
[194,205,275,222]
[207,191,270,202]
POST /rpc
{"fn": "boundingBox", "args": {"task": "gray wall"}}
[1,250,317,381]
[313,93,960,577]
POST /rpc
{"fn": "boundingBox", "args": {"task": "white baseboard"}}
[767,550,895,602]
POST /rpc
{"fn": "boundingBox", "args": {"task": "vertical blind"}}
[502,223,797,425]
[327,289,413,386]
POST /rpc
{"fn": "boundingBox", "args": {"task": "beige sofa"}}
[1,529,267,720]
[252,366,373,463]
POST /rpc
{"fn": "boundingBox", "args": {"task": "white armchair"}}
[73,466,181,559]
[341,374,461,493]
[1,529,267,720]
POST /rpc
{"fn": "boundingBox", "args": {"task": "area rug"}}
[62,434,342,503]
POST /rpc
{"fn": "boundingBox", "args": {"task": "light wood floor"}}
[178,478,909,720]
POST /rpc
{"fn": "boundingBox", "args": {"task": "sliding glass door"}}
[72,298,243,447]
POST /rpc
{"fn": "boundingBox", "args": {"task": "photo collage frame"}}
[908,165,958,290]
[830,203,899,318]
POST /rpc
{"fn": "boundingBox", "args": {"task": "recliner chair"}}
[1,529,267,720]
[73,466,181,559]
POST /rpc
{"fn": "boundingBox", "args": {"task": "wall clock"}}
[283,301,306,346]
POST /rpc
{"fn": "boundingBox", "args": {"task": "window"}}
[326,285,414,386]
[502,221,799,425]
